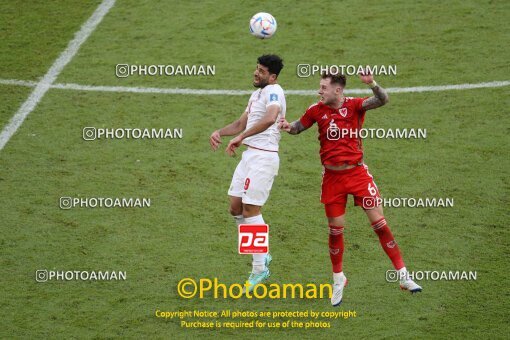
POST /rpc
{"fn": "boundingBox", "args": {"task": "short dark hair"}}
[321,72,346,87]
[257,54,284,76]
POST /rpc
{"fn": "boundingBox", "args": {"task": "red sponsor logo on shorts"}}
[238,224,269,254]
[244,178,251,190]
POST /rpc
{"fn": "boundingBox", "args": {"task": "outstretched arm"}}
[360,71,389,111]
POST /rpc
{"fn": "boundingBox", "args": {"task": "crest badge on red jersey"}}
[339,108,348,118]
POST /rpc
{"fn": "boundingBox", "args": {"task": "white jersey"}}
[243,84,286,152]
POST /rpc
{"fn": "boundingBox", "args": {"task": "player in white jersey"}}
[210,55,285,291]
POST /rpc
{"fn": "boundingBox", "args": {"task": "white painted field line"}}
[1,78,508,96]
[0,0,116,151]
[56,81,510,95]
[51,82,255,95]
[0,79,38,87]
[292,80,510,95]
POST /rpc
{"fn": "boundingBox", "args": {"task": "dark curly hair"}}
[257,54,284,77]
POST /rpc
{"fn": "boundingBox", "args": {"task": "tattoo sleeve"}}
[289,120,307,135]
[362,85,389,110]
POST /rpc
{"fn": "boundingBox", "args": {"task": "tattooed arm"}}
[362,83,389,110]
[359,71,389,111]
[278,119,308,135]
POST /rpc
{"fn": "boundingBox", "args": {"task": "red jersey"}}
[299,97,368,165]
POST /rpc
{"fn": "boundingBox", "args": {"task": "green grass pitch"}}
[0,0,508,338]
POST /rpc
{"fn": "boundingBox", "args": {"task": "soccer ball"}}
[249,12,277,39]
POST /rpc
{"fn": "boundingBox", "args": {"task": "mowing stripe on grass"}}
[1,78,508,97]
[0,0,116,151]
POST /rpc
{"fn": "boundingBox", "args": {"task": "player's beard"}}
[322,94,341,107]
[321,96,332,105]
[253,77,269,88]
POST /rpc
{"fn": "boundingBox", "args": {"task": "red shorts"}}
[321,164,381,217]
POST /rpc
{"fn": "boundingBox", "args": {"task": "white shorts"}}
[228,148,279,206]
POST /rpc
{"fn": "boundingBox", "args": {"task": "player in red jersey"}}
[279,71,422,306]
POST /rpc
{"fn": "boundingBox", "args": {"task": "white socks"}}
[333,272,344,285]
[244,214,267,274]
[234,215,244,226]
[233,213,268,274]
[398,267,409,281]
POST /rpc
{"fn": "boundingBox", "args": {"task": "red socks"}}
[371,218,405,270]
[328,218,405,273]
[328,225,344,273]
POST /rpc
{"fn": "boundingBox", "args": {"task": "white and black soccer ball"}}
[249,12,277,39]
